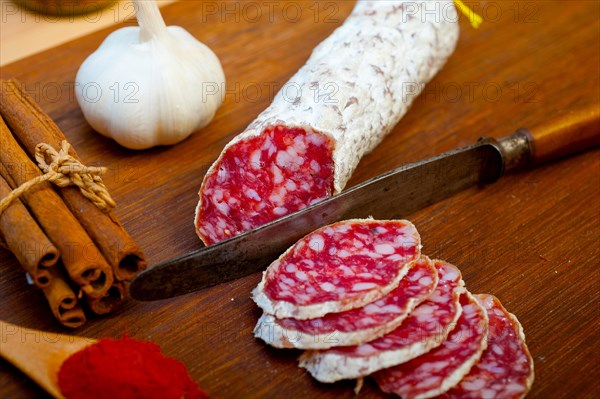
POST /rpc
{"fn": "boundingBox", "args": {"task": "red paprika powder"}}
[58,336,208,399]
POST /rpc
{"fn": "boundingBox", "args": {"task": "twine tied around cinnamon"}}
[0,140,115,215]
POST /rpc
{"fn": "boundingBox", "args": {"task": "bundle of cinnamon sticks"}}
[0,79,146,328]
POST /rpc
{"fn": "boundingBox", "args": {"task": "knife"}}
[130,105,599,301]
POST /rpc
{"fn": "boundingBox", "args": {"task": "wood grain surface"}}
[1,1,599,398]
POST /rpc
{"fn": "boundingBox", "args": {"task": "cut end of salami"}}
[195,125,335,245]
[254,256,438,350]
[252,219,421,320]
[438,294,535,399]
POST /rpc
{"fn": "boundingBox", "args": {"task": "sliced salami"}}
[437,294,534,399]
[299,260,465,382]
[373,291,489,399]
[254,256,438,349]
[195,0,460,244]
[252,219,420,320]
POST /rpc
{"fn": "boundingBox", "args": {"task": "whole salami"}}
[195,0,460,244]
[437,294,535,399]
[252,219,421,320]
[254,256,438,349]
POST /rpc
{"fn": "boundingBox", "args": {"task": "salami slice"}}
[373,292,488,399]
[252,219,420,320]
[195,0,460,244]
[299,260,465,382]
[254,256,438,349]
[437,294,534,399]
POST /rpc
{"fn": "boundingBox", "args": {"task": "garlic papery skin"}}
[75,0,225,150]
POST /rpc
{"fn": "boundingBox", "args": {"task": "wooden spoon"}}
[0,320,96,399]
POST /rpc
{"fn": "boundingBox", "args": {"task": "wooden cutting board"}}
[1,1,598,398]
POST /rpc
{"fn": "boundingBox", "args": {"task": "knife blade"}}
[131,137,507,301]
[130,105,599,301]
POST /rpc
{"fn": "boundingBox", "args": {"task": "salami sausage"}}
[254,256,438,349]
[299,260,465,382]
[252,219,420,320]
[195,0,460,244]
[374,292,488,399]
[437,294,534,399]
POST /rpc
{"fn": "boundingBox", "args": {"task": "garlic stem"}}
[134,0,168,42]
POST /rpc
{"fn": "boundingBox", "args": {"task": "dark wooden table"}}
[1,1,598,398]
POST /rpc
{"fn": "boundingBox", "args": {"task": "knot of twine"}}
[0,140,115,215]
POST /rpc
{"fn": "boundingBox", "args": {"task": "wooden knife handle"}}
[525,104,600,164]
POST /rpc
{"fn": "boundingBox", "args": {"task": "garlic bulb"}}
[75,0,225,150]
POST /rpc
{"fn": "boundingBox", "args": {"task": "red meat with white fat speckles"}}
[299,260,465,382]
[252,219,420,320]
[195,0,460,245]
[254,256,438,349]
[436,294,534,399]
[374,292,488,399]
[196,127,335,243]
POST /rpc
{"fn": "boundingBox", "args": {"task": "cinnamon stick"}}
[87,281,127,315]
[0,79,147,281]
[0,175,58,287]
[42,266,86,328]
[0,116,113,298]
